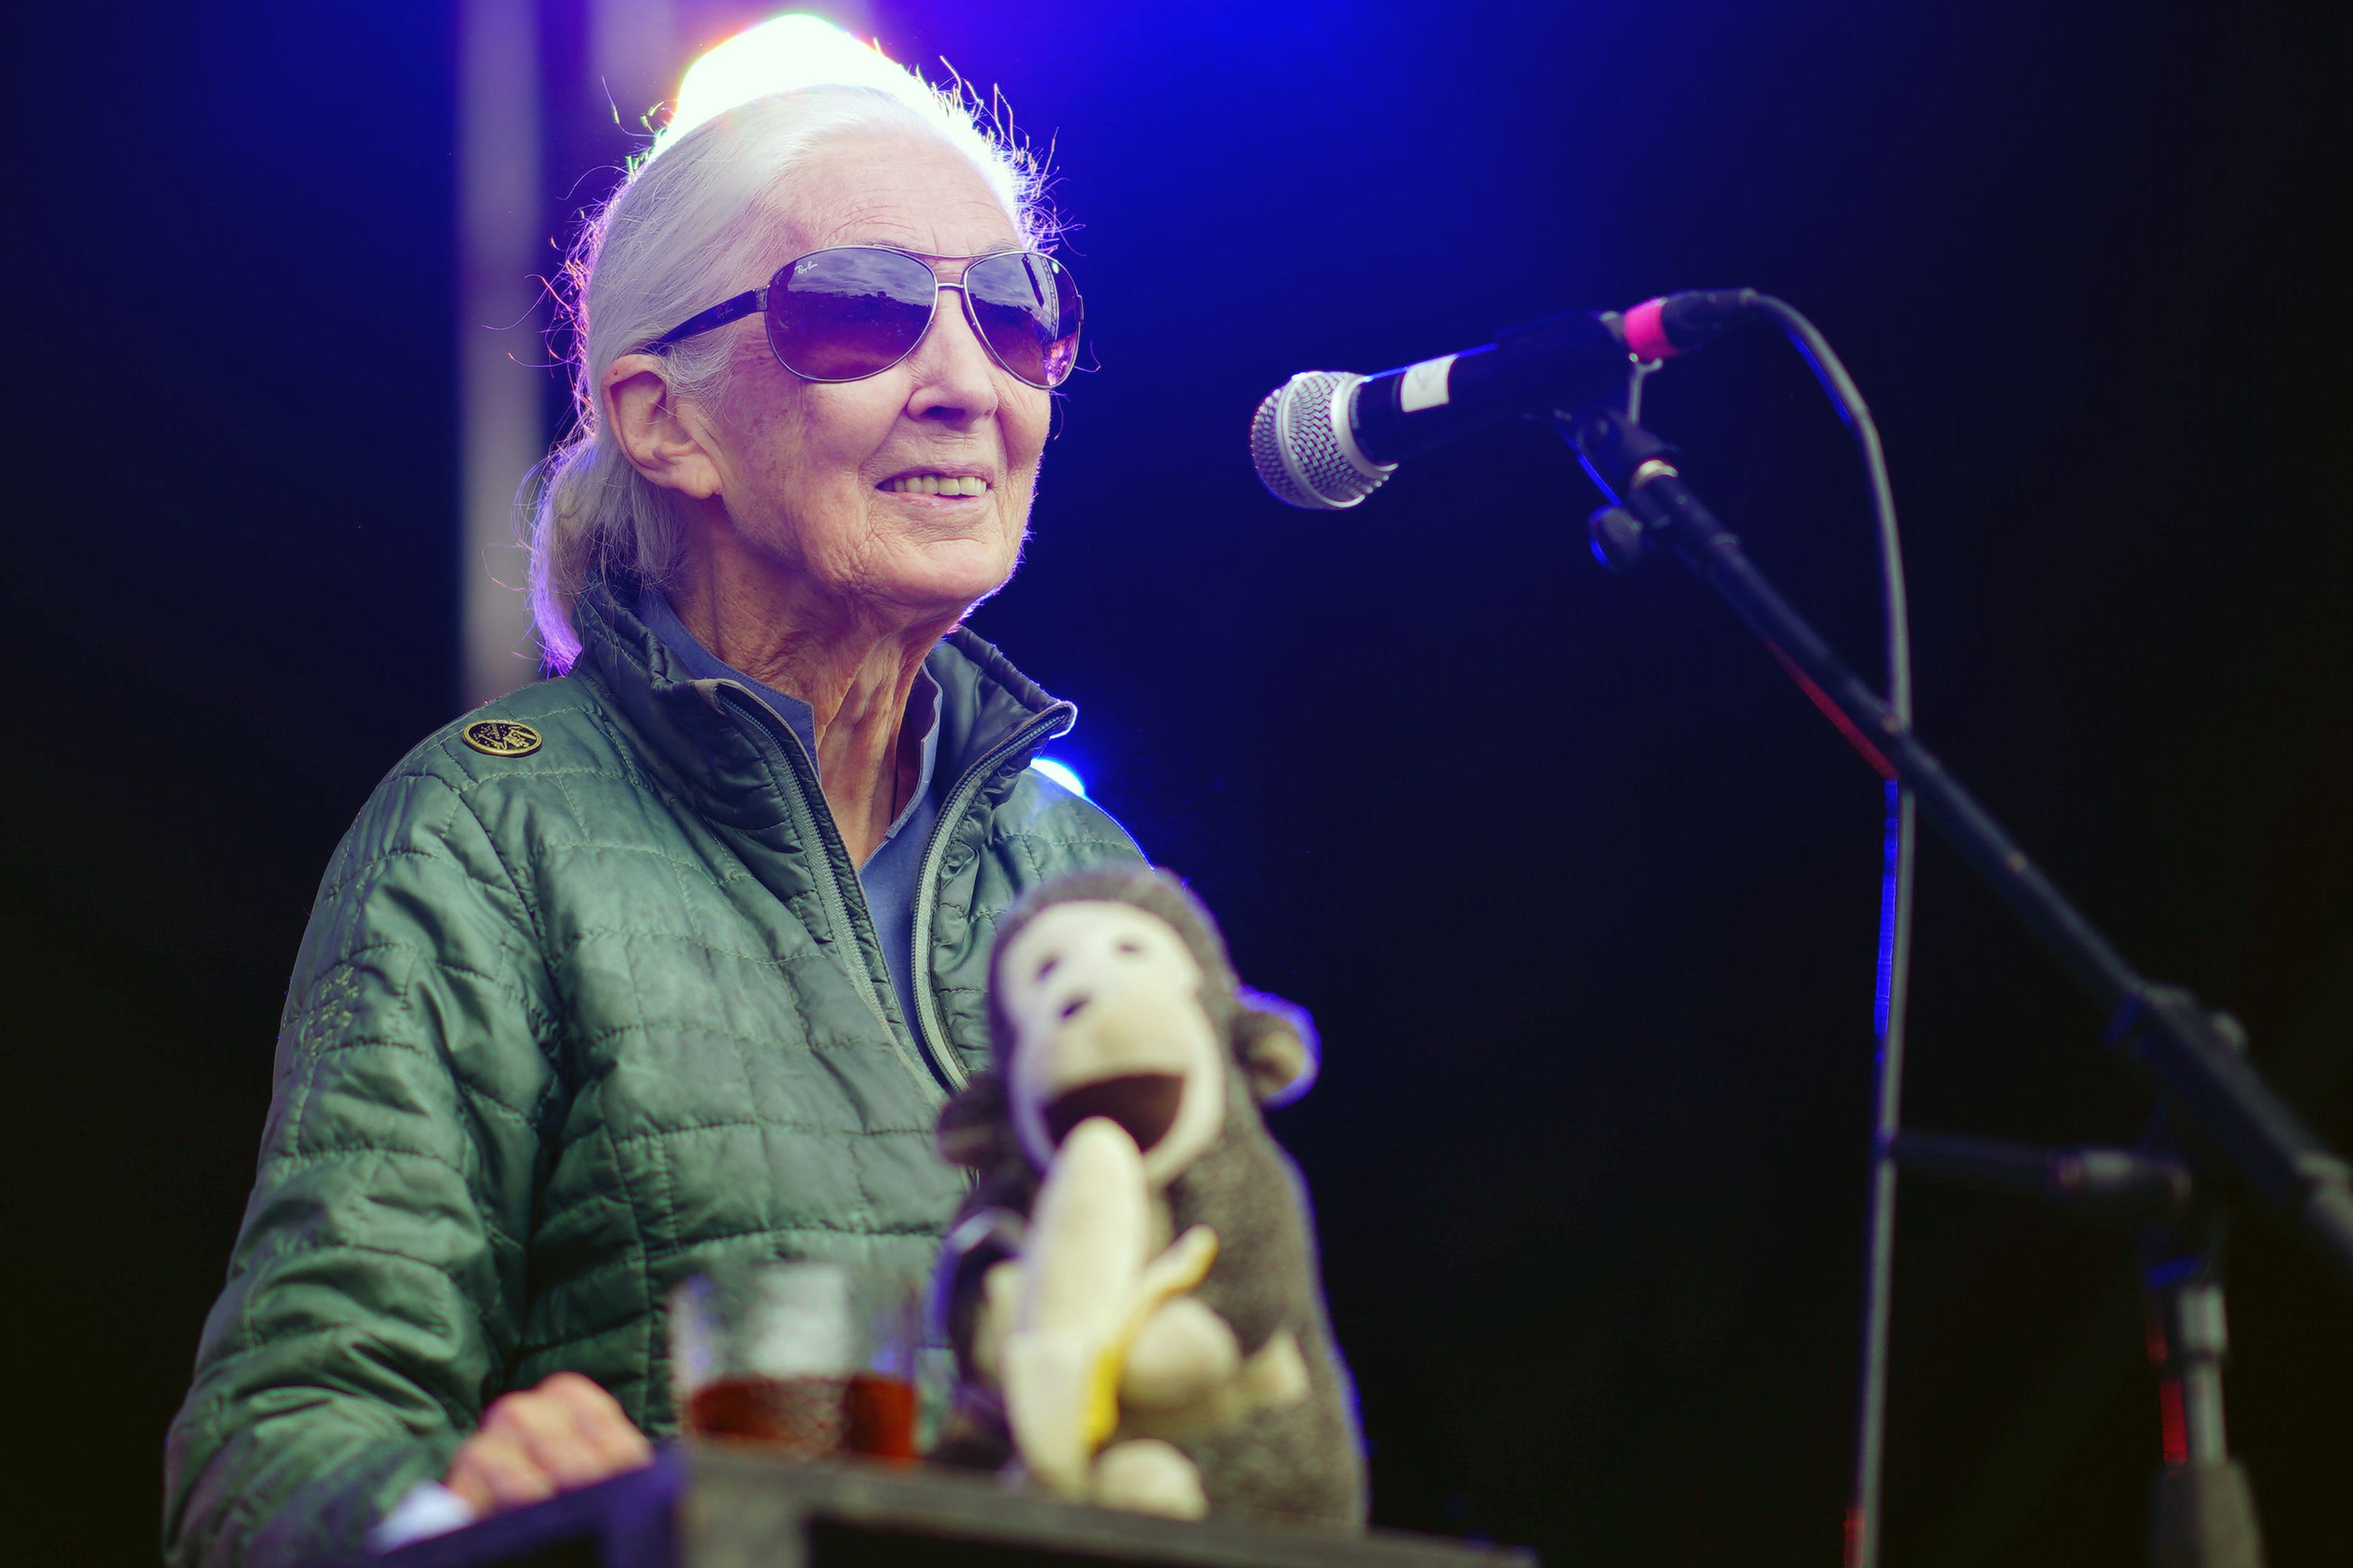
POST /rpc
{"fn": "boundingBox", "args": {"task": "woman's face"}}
[676,128,1052,624]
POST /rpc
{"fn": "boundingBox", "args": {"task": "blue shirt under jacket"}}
[638,587,943,1041]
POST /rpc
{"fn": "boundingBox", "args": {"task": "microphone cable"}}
[1729,294,1915,1568]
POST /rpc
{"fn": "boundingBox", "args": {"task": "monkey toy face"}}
[995,900,1229,1188]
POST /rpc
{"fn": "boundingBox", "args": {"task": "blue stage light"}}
[1030,758,1087,797]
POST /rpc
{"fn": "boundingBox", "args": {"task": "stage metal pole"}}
[456,0,546,709]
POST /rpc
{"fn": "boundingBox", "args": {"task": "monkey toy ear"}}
[936,1069,1022,1168]
[1233,988,1321,1107]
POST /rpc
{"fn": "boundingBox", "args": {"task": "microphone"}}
[1250,288,1755,510]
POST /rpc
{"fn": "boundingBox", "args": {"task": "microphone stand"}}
[1558,404,2353,1554]
[2144,1223,2265,1568]
[1886,1128,2265,1568]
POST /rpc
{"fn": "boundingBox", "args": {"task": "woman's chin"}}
[862,542,1020,625]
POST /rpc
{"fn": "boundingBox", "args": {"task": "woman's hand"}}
[444,1372,653,1514]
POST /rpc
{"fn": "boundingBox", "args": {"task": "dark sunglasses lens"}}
[964,253,1082,387]
[767,248,937,380]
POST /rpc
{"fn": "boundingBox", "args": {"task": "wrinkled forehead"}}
[1000,902,1203,982]
[772,124,1024,259]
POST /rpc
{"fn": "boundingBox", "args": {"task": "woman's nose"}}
[903,284,1001,424]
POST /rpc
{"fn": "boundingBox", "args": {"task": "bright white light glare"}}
[1030,758,1087,797]
[659,14,924,155]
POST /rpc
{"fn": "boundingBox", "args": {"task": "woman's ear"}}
[1232,989,1320,1107]
[603,353,724,500]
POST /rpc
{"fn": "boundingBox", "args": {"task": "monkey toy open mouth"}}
[1041,1073,1186,1153]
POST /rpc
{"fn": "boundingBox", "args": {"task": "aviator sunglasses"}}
[652,246,1083,389]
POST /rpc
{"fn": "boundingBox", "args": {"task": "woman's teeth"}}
[884,474,989,496]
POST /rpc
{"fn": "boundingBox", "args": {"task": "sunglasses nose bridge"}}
[917,277,1040,390]
[900,278,1013,399]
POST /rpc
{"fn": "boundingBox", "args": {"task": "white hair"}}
[526,83,1048,672]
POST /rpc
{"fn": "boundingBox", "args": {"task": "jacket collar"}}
[570,577,1074,832]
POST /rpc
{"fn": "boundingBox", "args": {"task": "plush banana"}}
[1000,1116,1219,1504]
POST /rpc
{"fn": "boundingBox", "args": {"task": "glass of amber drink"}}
[668,1259,919,1461]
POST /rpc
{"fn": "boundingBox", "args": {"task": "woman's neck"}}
[666,544,957,868]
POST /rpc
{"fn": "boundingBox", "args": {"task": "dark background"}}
[7,2,2347,1564]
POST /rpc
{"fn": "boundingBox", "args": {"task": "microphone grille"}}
[1250,371,1392,511]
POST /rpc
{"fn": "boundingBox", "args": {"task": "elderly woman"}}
[164,77,1141,1568]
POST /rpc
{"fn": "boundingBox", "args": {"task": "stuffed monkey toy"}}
[930,868,1366,1525]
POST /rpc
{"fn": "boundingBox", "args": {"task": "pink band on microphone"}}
[1622,298,1676,361]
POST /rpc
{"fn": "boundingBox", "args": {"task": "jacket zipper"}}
[908,705,1073,1092]
[713,686,935,1097]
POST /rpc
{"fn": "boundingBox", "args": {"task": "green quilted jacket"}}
[162,582,1145,1568]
